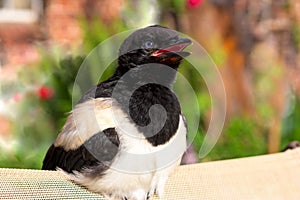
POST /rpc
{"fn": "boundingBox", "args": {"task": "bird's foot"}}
[154,176,168,198]
[148,174,168,199]
[130,189,148,200]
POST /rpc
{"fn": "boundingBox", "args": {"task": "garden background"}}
[0,0,300,169]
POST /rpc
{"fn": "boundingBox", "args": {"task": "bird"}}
[42,25,192,200]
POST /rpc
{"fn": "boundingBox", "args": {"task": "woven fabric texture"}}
[1,149,300,199]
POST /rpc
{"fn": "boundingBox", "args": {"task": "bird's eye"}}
[144,40,154,49]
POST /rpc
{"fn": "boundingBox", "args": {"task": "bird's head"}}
[116,25,192,76]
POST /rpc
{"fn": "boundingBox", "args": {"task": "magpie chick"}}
[42,25,192,200]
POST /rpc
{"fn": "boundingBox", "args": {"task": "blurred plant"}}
[79,18,126,52]
[0,54,84,169]
[122,0,159,28]
[3,1,300,170]
[282,93,300,149]
[200,117,267,161]
[292,24,300,51]
[0,19,128,169]
[38,54,85,130]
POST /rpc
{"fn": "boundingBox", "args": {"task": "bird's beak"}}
[151,38,192,58]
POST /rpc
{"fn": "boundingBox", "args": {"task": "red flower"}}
[37,86,54,100]
[13,92,23,102]
[187,0,203,8]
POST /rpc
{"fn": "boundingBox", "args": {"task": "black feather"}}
[42,128,119,175]
[129,83,180,146]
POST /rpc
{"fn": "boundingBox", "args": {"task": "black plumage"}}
[42,128,119,175]
[129,83,181,146]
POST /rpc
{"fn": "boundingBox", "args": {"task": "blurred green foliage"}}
[282,95,300,148]
[0,20,125,169]
[159,0,186,13]
[204,117,267,161]
[0,55,85,169]
[292,24,300,51]
[1,6,300,169]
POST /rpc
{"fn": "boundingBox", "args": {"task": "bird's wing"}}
[42,98,120,174]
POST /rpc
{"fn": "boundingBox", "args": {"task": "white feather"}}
[54,98,115,150]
